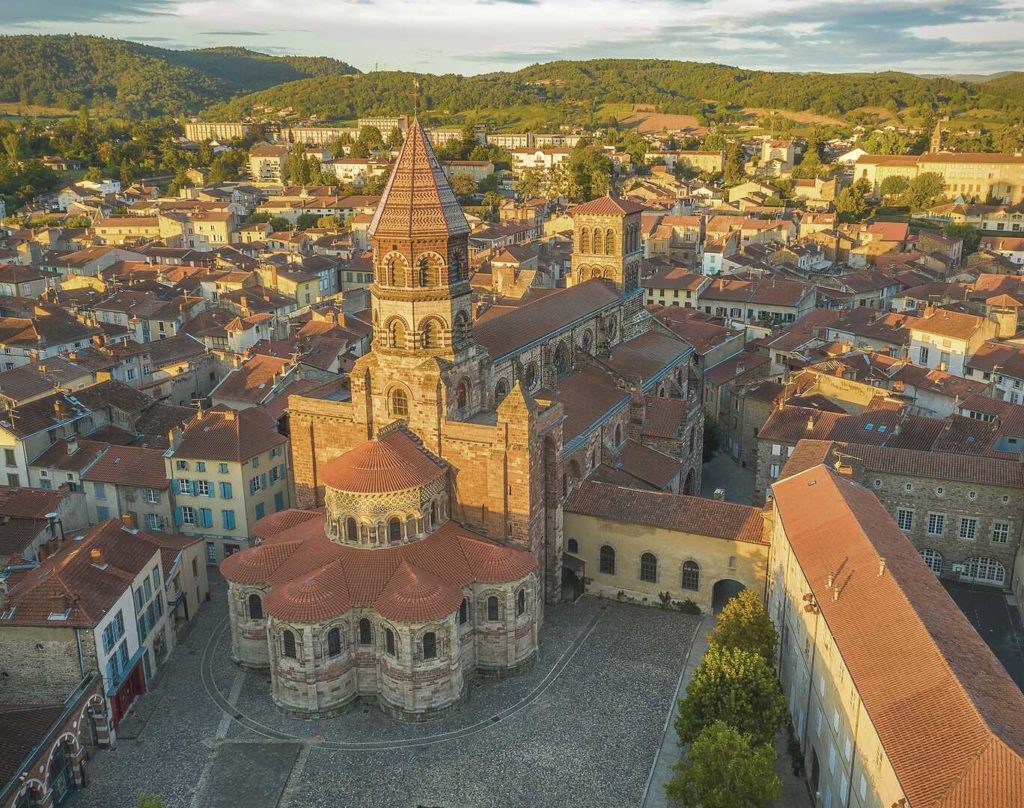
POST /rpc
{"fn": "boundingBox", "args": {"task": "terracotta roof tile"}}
[82,445,170,489]
[566,480,766,544]
[319,430,446,494]
[173,406,285,463]
[571,195,647,216]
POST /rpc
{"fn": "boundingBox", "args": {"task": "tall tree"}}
[709,589,778,664]
[665,721,781,808]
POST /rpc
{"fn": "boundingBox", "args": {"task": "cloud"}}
[201,30,269,36]
[3,0,177,24]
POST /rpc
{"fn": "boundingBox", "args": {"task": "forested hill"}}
[0,35,359,117]
[203,58,1024,125]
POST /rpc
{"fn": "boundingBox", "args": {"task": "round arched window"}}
[389,388,409,418]
[523,362,538,391]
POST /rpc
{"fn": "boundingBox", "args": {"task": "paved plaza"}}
[71,577,702,808]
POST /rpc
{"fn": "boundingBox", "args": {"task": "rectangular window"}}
[176,460,189,471]
[143,578,152,601]
[993,522,1010,543]
[96,505,110,521]
[222,509,236,530]
[252,456,260,469]
[769,463,780,479]
[219,463,229,474]
[959,517,978,541]
[177,478,193,496]
[206,542,216,563]
[144,513,164,531]
[199,508,213,529]
[196,462,206,472]
[219,481,233,499]
[182,506,196,525]
[94,482,106,500]
[896,508,913,531]
[195,479,211,497]
[270,465,280,483]
[255,502,266,520]
[274,491,284,512]
[145,488,160,504]
[927,513,945,536]
[249,475,263,494]
[919,345,929,364]
[3,448,14,466]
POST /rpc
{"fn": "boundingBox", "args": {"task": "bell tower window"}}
[389,388,409,418]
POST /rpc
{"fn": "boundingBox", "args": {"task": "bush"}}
[678,599,702,615]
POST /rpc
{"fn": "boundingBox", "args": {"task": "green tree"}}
[514,167,545,200]
[675,644,787,747]
[879,174,910,202]
[905,171,945,209]
[665,721,781,808]
[268,216,292,232]
[385,126,404,150]
[316,214,342,229]
[835,177,873,222]
[449,172,477,199]
[723,141,745,185]
[944,222,981,254]
[709,589,778,664]
[295,212,319,230]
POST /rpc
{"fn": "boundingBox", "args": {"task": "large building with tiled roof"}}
[769,463,1024,808]
[239,121,704,720]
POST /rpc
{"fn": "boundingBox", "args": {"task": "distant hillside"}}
[0,35,359,117]
[204,58,1024,126]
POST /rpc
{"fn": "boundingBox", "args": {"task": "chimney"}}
[713,488,726,501]
[49,589,67,616]
[90,548,104,566]
[806,415,815,431]
[67,436,79,455]
[121,512,137,531]
[878,557,886,577]
[826,573,834,589]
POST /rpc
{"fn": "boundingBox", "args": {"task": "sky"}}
[4,0,1024,76]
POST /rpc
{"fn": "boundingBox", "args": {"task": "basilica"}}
[221,121,703,720]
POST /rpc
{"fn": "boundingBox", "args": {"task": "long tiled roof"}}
[565,480,766,544]
[82,445,170,489]
[571,195,647,216]
[173,405,285,462]
[773,466,1024,807]
[320,430,447,494]
[473,279,621,359]
[367,119,469,239]
[221,515,536,624]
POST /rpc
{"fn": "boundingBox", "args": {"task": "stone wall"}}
[0,626,99,705]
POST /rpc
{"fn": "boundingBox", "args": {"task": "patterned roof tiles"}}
[319,430,446,494]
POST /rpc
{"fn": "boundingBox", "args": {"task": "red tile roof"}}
[320,429,446,494]
[642,396,688,440]
[221,515,536,623]
[566,480,766,544]
[773,466,1024,807]
[82,445,170,490]
[172,405,285,463]
[571,195,647,216]
[615,440,680,489]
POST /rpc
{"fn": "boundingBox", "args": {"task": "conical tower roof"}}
[368,119,470,240]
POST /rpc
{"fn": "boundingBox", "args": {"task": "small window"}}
[681,561,700,591]
[992,522,1010,543]
[459,598,468,625]
[896,509,913,532]
[282,630,296,659]
[873,479,881,489]
[359,618,372,645]
[936,487,944,496]
[968,490,977,501]
[248,593,263,620]
[567,538,579,554]
[487,596,499,621]
[385,628,396,656]
[422,632,437,659]
[904,482,913,492]
[599,545,615,575]
[327,627,342,657]
[959,517,978,541]
[389,388,409,418]
[516,588,526,616]
[640,552,658,583]
[927,513,945,536]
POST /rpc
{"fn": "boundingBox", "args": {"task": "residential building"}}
[82,445,174,532]
[908,307,998,376]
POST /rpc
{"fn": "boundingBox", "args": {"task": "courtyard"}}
[71,577,703,808]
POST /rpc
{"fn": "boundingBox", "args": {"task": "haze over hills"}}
[3,35,1024,128]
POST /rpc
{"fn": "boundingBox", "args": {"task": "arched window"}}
[553,341,569,376]
[385,627,396,656]
[599,545,615,574]
[581,330,593,353]
[422,632,437,659]
[421,319,440,349]
[345,517,357,542]
[516,588,526,616]
[487,595,499,621]
[429,500,438,528]
[689,426,695,455]
[327,627,342,657]
[388,517,402,544]
[388,319,406,349]
[568,459,581,485]
[454,311,471,344]
[248,593,263,620]
[567,538,579,554]
[523,362,538,391]
[579,227,590,254]
[359,618,372,645]
[417,256,433,287]
[919,548,942,576]
[681,561,700,591]
[388,255,407,287]
[614,424,622,446]
[389,388,409,418]
[282,630,296,658]
[494,379,509,404]
[640,552,658,583]
[605,228,615,255]
[459,598,468,624]
[456,379,469,411]
[593,229,603,255]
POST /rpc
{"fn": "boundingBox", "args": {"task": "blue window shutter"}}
[222,509,235,530]
[174,507,183,527]
[207,481,215,498]
[200,508,213,529]
[171,479,179,495]
[261,473,267,490]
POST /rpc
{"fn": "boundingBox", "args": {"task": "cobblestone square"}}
[70,577,701,808]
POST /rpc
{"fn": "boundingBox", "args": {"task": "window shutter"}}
[207,482,215,498]
[261,473,267,489]
[174,507,183,527]
[172,479,179,495]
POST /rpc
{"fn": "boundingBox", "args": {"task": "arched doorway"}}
[712,579,746,613]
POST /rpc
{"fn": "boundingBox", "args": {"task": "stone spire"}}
[368,119,470,241]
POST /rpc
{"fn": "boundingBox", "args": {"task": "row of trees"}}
[666,590,786,808]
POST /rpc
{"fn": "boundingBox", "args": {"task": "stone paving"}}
[71,575,702,808]
[700,452,755,505]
